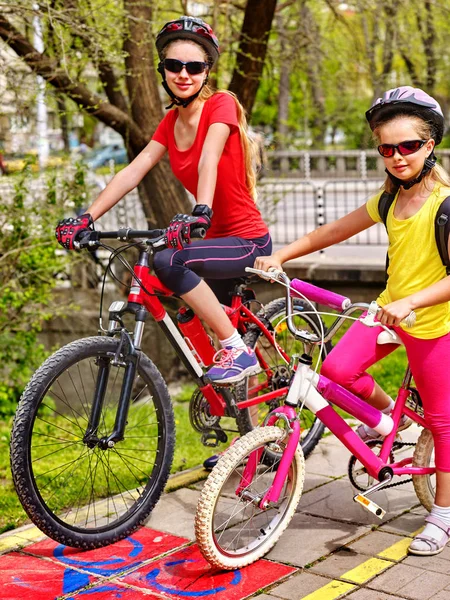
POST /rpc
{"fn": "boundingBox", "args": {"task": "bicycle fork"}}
[83,328,139,449]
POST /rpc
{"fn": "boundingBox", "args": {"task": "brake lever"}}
[74,231,100,251]
[360,300,416,338]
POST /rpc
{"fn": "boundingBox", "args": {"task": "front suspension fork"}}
[83,329,140,448]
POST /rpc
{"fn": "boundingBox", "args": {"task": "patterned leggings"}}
[153,233,272,298]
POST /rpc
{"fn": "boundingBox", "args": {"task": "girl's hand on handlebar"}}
[254,254,284,273]
[378,298,415,327]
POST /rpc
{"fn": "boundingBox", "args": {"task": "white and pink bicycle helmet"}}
[366,86,445,189]
[366,86,445,145]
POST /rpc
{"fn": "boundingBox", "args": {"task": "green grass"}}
[0,343,409,535]
[0,388,230,534]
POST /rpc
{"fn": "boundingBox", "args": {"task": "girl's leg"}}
[182,280,235,340]
[321,320,399,407]
[153,234,272,383]
[399,331,450,555]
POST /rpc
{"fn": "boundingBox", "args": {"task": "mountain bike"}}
[10,228,329,549]
[195,268,435,570]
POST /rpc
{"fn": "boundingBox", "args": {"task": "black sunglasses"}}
[377,139,428,158]
[163,59,209,75]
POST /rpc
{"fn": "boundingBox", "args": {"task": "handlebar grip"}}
[290,279,351,311]
[191,226,206,239]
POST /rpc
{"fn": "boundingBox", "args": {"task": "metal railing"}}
[258,178,387,247]
[266,149,450,179]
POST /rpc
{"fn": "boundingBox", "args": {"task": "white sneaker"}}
[356,414,412,443]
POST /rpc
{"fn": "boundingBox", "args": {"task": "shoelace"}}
[212,347,244,368]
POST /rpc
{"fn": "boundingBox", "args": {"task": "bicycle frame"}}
[237,272,435,511]
[94,245,293,442]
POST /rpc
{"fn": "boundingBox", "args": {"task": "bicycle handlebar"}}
[245,266,416,344]
[74,225,206,250]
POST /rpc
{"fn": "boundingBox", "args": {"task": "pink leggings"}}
[321,321,450,472]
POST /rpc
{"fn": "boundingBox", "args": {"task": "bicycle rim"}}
[240,298,330,457]
[11,337,174,547]
[196,427,304,569]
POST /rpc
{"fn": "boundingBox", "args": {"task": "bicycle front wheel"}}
[11,336,175,549]
[195,426,305,570]
[238,298,330,458]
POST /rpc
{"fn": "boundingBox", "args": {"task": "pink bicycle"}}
[195,269,435,570]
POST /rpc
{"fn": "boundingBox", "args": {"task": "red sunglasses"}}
[377,139,428,158]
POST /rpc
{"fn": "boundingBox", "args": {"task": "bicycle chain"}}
[381,440,416,490]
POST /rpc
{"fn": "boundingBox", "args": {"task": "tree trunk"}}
[228,0,278,117]
[0,11,189,227]
[300,3,326,147]
[122,0,189,225]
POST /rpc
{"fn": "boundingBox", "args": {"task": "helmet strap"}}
[385,151,437,190]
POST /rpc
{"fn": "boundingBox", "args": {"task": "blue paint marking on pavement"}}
[145,559,242,597]
[54,536,144,576]
[62,568,90,594]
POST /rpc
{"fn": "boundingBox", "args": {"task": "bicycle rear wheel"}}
[195,426,305,570]
[412,428,436,512]
[238,298,330,457]
[11,336,175,549]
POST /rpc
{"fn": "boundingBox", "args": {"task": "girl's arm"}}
[380,273,450,326]
[86,140,167,221]
[255,204,376,271]
[196,123,231,207]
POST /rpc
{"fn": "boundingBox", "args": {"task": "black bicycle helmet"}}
[156,16,219,65]
[155,17,219,109]
[366,86,445,189]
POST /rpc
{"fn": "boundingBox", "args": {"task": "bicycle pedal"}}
[201,429,228,447]
[353,494,386,519]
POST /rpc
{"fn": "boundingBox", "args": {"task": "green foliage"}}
[0,166,83,416]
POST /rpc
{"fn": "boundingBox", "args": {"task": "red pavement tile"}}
[0,551,100,599]
[23,528,189,577]
[120,544,297,599]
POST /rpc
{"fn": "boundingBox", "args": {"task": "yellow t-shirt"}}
[366,183,450,339]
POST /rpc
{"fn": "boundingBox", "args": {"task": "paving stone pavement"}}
[1,429,449,600]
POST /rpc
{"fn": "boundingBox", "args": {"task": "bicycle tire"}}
[11,336,175,549]
[412,428,436,512]
[237,298,331,457]
[195,426,305,569]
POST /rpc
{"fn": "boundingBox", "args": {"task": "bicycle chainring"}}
[348,441,394,492]
[189,388,221,434]
[348,440,416,492]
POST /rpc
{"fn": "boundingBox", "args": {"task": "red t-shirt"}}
[152,93,268,239]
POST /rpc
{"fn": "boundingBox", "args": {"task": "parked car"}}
[85,144,128,169]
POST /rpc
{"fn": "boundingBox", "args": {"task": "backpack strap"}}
[378,191,396,227]
[378,191,397,281]
[435,196,450,275]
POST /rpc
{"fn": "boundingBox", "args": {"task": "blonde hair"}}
[162,39,260,201]
[200,86,259,201]
[373,115,450,194]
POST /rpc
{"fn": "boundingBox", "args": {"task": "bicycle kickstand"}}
[353,472,393,519]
